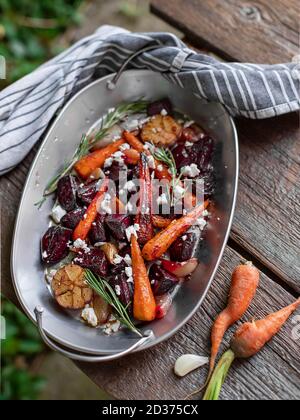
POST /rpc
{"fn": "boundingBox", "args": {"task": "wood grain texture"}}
[233,113,300,292]
[151,0,299,63]
[78,247,300,401]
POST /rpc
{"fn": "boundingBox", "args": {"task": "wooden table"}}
[1,0,299,400]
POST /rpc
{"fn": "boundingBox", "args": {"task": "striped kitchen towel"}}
[0,25,299,175]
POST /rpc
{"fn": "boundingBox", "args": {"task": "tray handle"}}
[107,45,159,90]
[34,306,154,362]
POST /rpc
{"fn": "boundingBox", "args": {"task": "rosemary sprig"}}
[85,269,142,337]
[154,147,185,205]
[39,101,148,200]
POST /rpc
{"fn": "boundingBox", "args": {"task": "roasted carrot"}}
[142,200,209,261]
[74,139,125,179]
[123,131,172,181]
[135,154,154,245]
[203,298,300,400]
[114,196,125,214]
[209,262,260,377]
[152,215,173,229]
[73,179,109,241]
[123,131,144,153]
[123,148,141,165]
[131,234,156,321]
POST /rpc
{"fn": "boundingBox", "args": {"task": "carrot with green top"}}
[74,139,125,179]
[73,178,109,241]
[203,298,300,400]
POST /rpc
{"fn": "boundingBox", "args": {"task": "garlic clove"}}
[174,354,209,377]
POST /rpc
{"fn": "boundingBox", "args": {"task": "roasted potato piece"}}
[141,115,182,146]
[52,264,93,309]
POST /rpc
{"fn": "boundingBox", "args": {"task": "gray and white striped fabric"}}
[0,25,299,176]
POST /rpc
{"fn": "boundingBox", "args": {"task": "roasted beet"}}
[118,246,132,259]
[170,227,202,262]
[74,249,108,277]
[105,214,132,241]
[147,98,173,116]
[77,180,99,205]
[104,163,131,183]
[172,143,200,171]
[180,124,206,143]
[89,214,107,245]
[57,175,78,211]
[149,264,179,296]
[109,271,133,309]
[61,207,86,230]
[155,294,173,319]
[41,226,72,264]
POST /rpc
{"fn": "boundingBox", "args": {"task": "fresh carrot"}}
[131,234,156,322]
[142,200,209,261]
[74,139,125,179]
[135,154,154,245]
[73,179,109,241]
[152,215,173,229]
[209,262,260,377]
[203,298,300,400]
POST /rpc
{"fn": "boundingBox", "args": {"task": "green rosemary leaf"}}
[37,100,148,205]
[85,269,142,337]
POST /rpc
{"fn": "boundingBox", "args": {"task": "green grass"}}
[0,0,83,86]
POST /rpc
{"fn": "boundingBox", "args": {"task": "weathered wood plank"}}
[151,0,299,63]
[233,113,300,292]
[78,247,300,400]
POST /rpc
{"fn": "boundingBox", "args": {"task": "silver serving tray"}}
[11,69,239,361]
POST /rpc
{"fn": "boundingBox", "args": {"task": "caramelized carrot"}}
[124,131,144,153]
[142,200,209,261]
[135,154,154,245]
[114,196,125,214]
[73,179,109,241]
[123,148,141,165]
[152,215,173,229]
[131,234,156,322]
[74,139,125,179]
[203,298,300,400]
[123,131,172,181]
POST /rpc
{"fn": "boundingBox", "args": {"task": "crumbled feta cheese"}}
[124,180,137,192]
[182,235,188,241]
[147,155,156,169]
[73,239,90,253]
[81,307,98,327]
[124,254,132,266]
[42,251,48,259]
[182,149,188,158]
[196,218,207,231]
[51,204,66,224]
[184,120,195,128]
[104,157,114,168]
[101,315,121,335]
[185,141,193,147]
[161,109,168,116]
[157,193,169,206]
[125,202,134,214]
[181,164,200,178]
[94,242,106,247]
[125,267,133,278]
[120,143,131,151]
[157,164,163,172]
[143,142,156,154]
[115,285,121,296]
[113,255,123,265]
[125,225,139,242]
[126,277,134,284]
[203,210,209,217]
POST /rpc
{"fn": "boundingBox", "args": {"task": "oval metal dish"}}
[11,69,239,361]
